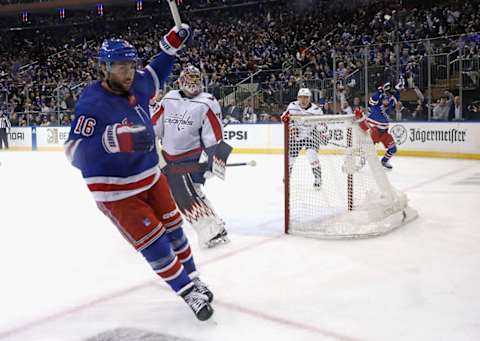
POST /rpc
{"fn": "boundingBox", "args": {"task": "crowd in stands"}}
[0,0,479,125]
[0,0,51,4]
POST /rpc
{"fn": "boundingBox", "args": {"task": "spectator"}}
[432,92,453,120]
[412,104,426,121]
[40,115,51,126]
[65,90,76,111]
[448,96,463,121]
[49,113,57,125]
[32,114,42,126]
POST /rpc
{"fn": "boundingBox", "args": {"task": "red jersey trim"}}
[206,109,223,142]
[152,105,164,125]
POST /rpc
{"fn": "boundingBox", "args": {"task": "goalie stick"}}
[225,160,256,167]
[157,141,235,177]
[165,160,256,173]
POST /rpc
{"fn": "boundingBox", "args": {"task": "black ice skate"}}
[313,176,322,189]
[181,286,214,321]
[382,159,393,170]
[192,277,214,303]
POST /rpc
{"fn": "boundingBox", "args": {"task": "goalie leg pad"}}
[192,183,226,228]
[164,171,225,249]
[192,182,229,248]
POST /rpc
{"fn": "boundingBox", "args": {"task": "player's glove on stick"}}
[160,24,192,56]
[103,123,154,153]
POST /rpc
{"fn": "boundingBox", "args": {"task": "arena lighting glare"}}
[97,4,104,16]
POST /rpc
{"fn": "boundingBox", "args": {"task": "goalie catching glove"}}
[160,24,193,56]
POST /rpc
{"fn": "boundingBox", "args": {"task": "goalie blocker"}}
[161,141,233,248]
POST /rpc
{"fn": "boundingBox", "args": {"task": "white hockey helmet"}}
[297,88,312,97]
[179,65,202,97]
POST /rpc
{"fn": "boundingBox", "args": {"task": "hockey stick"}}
[226,160,256,167]
[167,0,182,29]
[164,160,256,174]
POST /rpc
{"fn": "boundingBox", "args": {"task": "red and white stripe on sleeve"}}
[201,108,223,148]
[151,104,165,139]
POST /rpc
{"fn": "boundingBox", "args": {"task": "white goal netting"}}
[284,114,417,239]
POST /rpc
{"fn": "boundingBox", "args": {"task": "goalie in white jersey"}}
[281,88,326,188]
[152,65,229,249]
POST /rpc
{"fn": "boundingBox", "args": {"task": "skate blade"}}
[206,236,230,249]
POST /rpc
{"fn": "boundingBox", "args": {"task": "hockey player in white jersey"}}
[281,88,325,188]
[152,65,229,249]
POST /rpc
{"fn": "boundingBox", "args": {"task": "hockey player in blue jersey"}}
[64,25,215,321]
[364,79,404,169]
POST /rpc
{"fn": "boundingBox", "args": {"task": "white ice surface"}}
[0,152,479,341]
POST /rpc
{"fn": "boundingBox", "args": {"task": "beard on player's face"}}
[101,62,135,95]
[107,74,131,94]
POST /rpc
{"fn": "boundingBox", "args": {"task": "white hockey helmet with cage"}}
[297,88,312,97]
[179,65,202,97]
[297,88,312,109]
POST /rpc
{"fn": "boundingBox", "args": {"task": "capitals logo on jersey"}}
[164,111,195,131]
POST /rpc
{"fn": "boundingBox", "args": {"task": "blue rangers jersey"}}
[65,53,175,202]
[367,90,400,130]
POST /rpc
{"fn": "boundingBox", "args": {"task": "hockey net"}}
[284,114,417,239]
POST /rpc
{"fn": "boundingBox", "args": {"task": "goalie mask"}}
[179,65,202,97]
